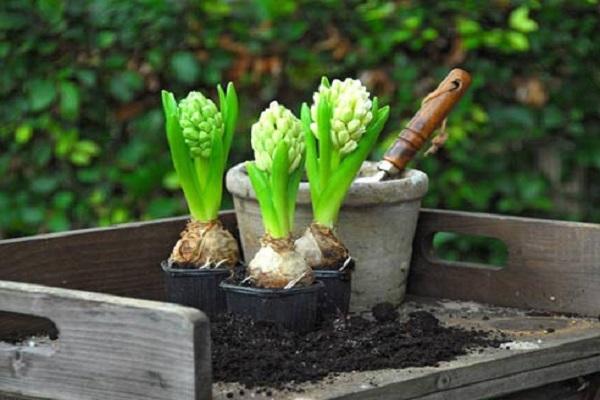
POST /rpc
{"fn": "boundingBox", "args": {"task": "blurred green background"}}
[1,0,599,246]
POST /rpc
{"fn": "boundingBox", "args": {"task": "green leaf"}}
[36,0,64,24]
[31,176,58,194]
[161,90,205,220]
[162,170,180,190]
[97,31,116,48]
[221,82,238,160]
[109,71,143,102]
[509,6,538,33]
[22,207,45,225]
[316,94,332,188]
[271,141,291,236]
[457,18,481,36]
[28,79,56,111]
[201,131,225,219]
[69,140,100,166]
[47,213,70,232]
[287,154,304,230]
[15,124,33,144]
[170,52,201,84]
[59,81,80,120]
[145,197,180,219]
[505,31,529,51]
[52,191,74,209]
[247,162,281,237]
[301,102,320,209]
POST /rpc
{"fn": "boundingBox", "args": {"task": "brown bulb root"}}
[170,219,240,268]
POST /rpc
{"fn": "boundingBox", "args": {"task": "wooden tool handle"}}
[383,68,472,172]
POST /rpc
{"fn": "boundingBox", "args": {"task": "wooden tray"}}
[0,209,598,400]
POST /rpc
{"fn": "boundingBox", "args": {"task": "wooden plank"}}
[0,281,210,400]
[408,209,600,316]
[412,354,600,400]
[497,373,599,400]
[0,213,238,302]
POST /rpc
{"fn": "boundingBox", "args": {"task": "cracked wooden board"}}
[0,281,211,400]
[212,297,600,400]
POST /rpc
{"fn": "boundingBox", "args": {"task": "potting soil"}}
[211,305,506,390]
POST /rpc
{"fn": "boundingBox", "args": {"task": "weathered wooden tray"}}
[0,209,599,400]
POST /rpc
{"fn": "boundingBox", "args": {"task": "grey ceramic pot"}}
[225,162,428,312]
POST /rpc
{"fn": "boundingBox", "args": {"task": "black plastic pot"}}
[220,281,324,332]
[161,260,230,318]
[314,269,352,317]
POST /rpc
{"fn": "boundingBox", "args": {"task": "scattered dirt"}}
[371,302,399,322]
[212,307,506,390]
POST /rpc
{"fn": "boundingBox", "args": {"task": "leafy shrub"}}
[1,0,599,239]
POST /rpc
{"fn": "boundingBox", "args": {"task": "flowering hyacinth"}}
[251,101,304,173]
[178,92,224,158]
[310,78,373,155]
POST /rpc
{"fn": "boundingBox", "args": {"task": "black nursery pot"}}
[161,260,230,318]
[220,281,324,332]
[314,269,352,317]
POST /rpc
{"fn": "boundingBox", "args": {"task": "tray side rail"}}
[0,281,210,400]
[0,212,238,302]
[409,209,600,316]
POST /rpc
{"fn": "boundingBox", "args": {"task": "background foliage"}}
[1,0,599,242]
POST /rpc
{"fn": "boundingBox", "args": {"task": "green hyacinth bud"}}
[178,91,224,158]
[310,78,373,155]
[251,101,304,173]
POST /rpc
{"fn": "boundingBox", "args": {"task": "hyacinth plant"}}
[246,101,314,288]
[161,84,240,269]
[295,78,390,269]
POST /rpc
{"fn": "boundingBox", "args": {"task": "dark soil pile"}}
[212,307,505,390]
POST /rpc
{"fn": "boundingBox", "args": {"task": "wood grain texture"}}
[0,213,238,302]
[0,280,210,400]
[411,355,600,400]
[498,372,600,400]
[408,209,600,316]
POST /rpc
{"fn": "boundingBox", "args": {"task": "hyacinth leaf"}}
[301,103,320,205]
[247,161,282,238]
[315,104,390,225]
[203,131,225,219]
[194,155,210,192]
[161,90,206,220]
[270,141,291,236]
[219,82,238,161]
[287,153,304,230]
[371,96,380,121]
[316,96,332,189]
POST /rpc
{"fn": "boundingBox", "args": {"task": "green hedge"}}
[1,0,599,239]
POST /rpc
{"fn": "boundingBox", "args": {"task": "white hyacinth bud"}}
[310,78,373,155]
[251,101,304,173]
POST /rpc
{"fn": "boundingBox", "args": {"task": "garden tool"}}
[358,68,472,183]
